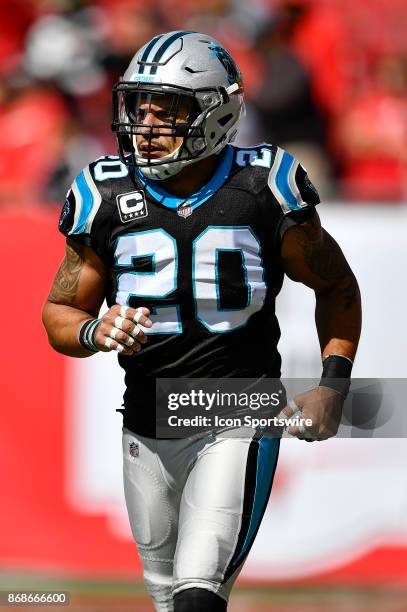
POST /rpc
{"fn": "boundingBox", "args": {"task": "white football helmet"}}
[112,31,245,180]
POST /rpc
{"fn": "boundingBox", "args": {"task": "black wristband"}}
[78,319,100,353]
[319,354,353,397]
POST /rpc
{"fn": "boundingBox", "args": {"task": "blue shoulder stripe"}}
[276,151,300,211]
[268,148,303,213]
[70,167,102,235]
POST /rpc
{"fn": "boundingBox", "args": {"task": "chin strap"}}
[138,160,184,180]
[134,134,186,180]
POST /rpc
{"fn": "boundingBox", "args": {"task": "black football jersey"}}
[59,144,320,436]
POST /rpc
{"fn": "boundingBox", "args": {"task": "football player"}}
[42,31,361,612]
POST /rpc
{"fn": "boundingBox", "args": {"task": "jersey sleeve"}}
[58,164,113,263]
[266,146,320,244]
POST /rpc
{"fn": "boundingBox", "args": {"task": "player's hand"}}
[93,305,153,356]
[282,387,344,441]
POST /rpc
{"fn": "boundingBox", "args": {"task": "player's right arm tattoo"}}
[295,217,358,308]
[283,214,359,309]
[47,241,84,304]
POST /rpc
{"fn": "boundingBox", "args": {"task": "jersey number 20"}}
[114,227,267,334]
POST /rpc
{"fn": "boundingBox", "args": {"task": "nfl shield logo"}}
[177,202,192,218]
[129,441,139,458]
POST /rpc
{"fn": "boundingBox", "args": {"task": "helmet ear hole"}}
[218,113,233,127]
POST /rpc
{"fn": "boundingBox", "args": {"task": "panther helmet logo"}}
[208,44,243,87]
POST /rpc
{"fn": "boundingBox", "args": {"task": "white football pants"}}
[122,428,280,611]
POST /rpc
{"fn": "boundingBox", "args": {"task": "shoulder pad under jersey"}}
[267,146,320,214]
[58,156,128,238]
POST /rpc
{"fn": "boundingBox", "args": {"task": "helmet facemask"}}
[112,81,242,180]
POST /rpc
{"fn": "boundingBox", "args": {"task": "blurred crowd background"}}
[1,2,407,603]
[1,0,407,208]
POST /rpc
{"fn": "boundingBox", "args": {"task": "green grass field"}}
[1,573,406,611]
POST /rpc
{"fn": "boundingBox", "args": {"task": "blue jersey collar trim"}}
[135,146,234,211]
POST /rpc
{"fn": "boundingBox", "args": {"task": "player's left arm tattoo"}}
[281,211,362,358]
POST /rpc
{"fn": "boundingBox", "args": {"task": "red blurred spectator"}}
[276,0,353,118]
[0,83,68,208]
[0,0,35,67]
[98,0,163,57]
[337,56,407,202]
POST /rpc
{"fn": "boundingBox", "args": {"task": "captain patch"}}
[117,191,148,223]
